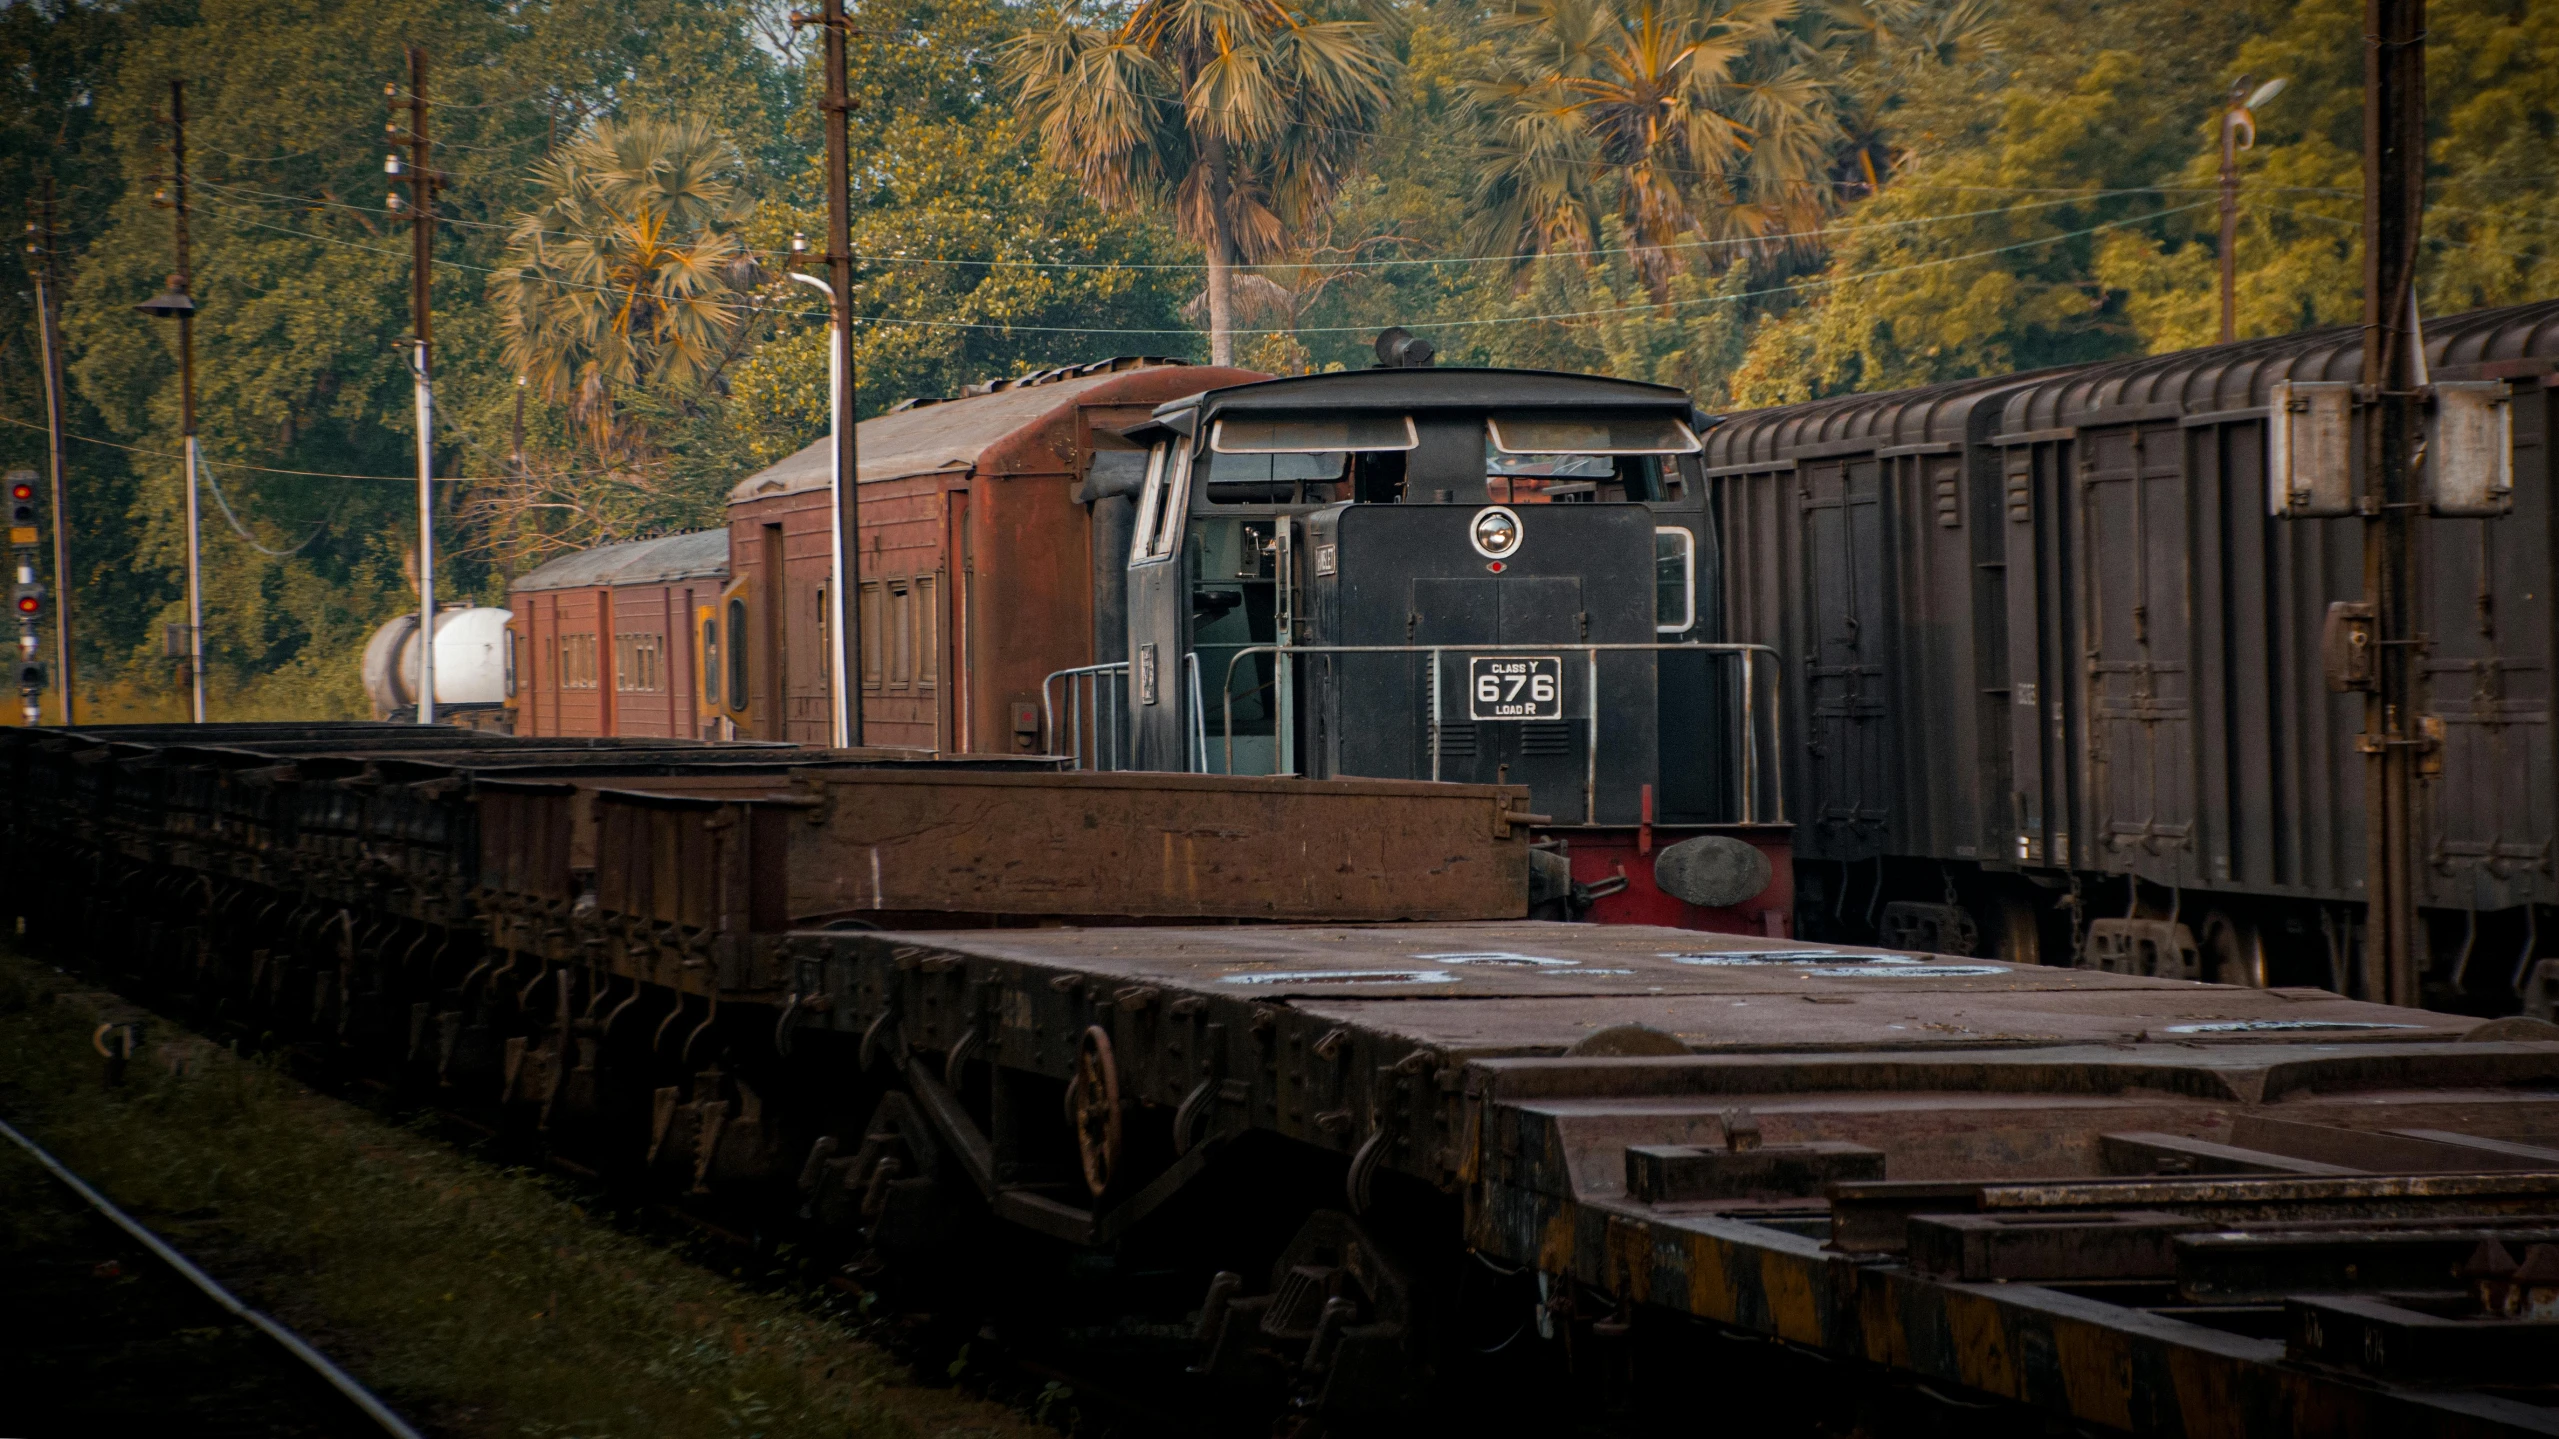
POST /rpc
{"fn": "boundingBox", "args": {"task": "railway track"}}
[0,1114,422,1438]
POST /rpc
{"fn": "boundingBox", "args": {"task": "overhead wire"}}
[195,192,2211,334]
[198,454,341,557]
[0,413,665,485]
[197,173,2207,272]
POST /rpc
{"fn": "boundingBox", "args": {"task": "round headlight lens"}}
[1471,507,1521,559]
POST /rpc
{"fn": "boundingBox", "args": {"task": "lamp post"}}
[787,235,852,749]
[2217,75,2286,344]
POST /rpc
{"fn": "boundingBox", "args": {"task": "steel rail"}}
[0,1114,428,1439]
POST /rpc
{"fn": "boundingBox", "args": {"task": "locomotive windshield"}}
[1204,412,1414,504]
[1488,411,1701,504]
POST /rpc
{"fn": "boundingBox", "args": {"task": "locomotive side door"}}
[1124,442,1193,770]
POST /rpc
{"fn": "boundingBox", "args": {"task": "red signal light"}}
[15,597,37,614]
[8,484,32,502]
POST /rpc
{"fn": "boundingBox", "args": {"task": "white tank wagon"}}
[360,605,513,728]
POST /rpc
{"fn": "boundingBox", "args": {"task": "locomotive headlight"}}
[1469,505,1523,561]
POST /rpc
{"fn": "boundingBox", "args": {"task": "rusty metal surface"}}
[787,770,1535,923]
[770,915,2559,1433]
[827,922,2475,1049]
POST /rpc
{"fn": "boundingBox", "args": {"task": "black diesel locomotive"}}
[1706,300,2559,1004]
[1085,333,1790,930]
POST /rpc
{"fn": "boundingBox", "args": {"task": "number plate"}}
[1467,656,1563,721]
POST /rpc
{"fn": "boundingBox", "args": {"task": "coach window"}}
[915,575,937,690]
[724,592,749,714]
[1487,412,1700,504]
[1655,528,1695,633]
[858,580,885,691]
[701,610,721,706]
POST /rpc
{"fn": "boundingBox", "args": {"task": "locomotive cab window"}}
[1207,412,1415,506]
[1131,443,1192,565]
[1488,413,1701,505]
[1655,528,1696,633]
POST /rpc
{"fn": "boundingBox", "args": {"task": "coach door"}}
[1798,452,1897,860]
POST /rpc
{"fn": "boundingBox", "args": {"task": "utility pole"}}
[390,48,440,724]
[794,0,863,747]
[24,178,75,723]
[2361,0,2425,1007]
[134,79,205,723]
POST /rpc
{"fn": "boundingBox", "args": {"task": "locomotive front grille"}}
[1518,721,1575,757]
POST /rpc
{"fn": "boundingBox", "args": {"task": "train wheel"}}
[1994,895,2045,966]
[1067,1025,1123,1197]
[2203,912,2268,988]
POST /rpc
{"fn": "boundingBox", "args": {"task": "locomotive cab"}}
[1108,354,1790,930]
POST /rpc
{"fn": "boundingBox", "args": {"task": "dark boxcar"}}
[1708,301,2558,995]
[509,529,729,739]
[720,358,1266,751]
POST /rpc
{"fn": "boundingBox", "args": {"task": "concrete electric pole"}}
[134,79,206,723]
[391,47,441,724]
[793,0,864,747]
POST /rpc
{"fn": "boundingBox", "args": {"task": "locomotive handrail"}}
[1040,655,1206,773]
[1216,641,1784,827]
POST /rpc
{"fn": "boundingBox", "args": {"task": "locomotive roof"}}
[1998,298,2559,434]
[1698,369,2059,474]
[1145,365,1694,434]
[727,358,1244,502]
[510,528,729,593]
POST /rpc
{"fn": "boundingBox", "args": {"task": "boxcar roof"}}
[510,528,729,593]
[1698,370,2057,473]
[728,358,1217,502]
[1999,300,2559,435]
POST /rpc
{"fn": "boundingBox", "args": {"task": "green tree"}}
[2092,0,2556,352]
[500,117,759,455]
[1004,0,1399,365]
[17,0,799,718]
[1722,0,2287,402]
[728,0,1201,444]
[1462,0,1838,294]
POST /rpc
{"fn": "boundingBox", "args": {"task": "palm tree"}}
[497,116,759,461]
[1465,0,1841,294]
[1005,0,1398,365]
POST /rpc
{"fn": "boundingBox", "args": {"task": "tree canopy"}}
[3,0,2551,719]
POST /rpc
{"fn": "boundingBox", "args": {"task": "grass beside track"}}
[0,947,1047,1439]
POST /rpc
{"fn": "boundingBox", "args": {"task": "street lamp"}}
[786,235,852,749]
[2218,75,2287,344]
[135,275,207,723]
